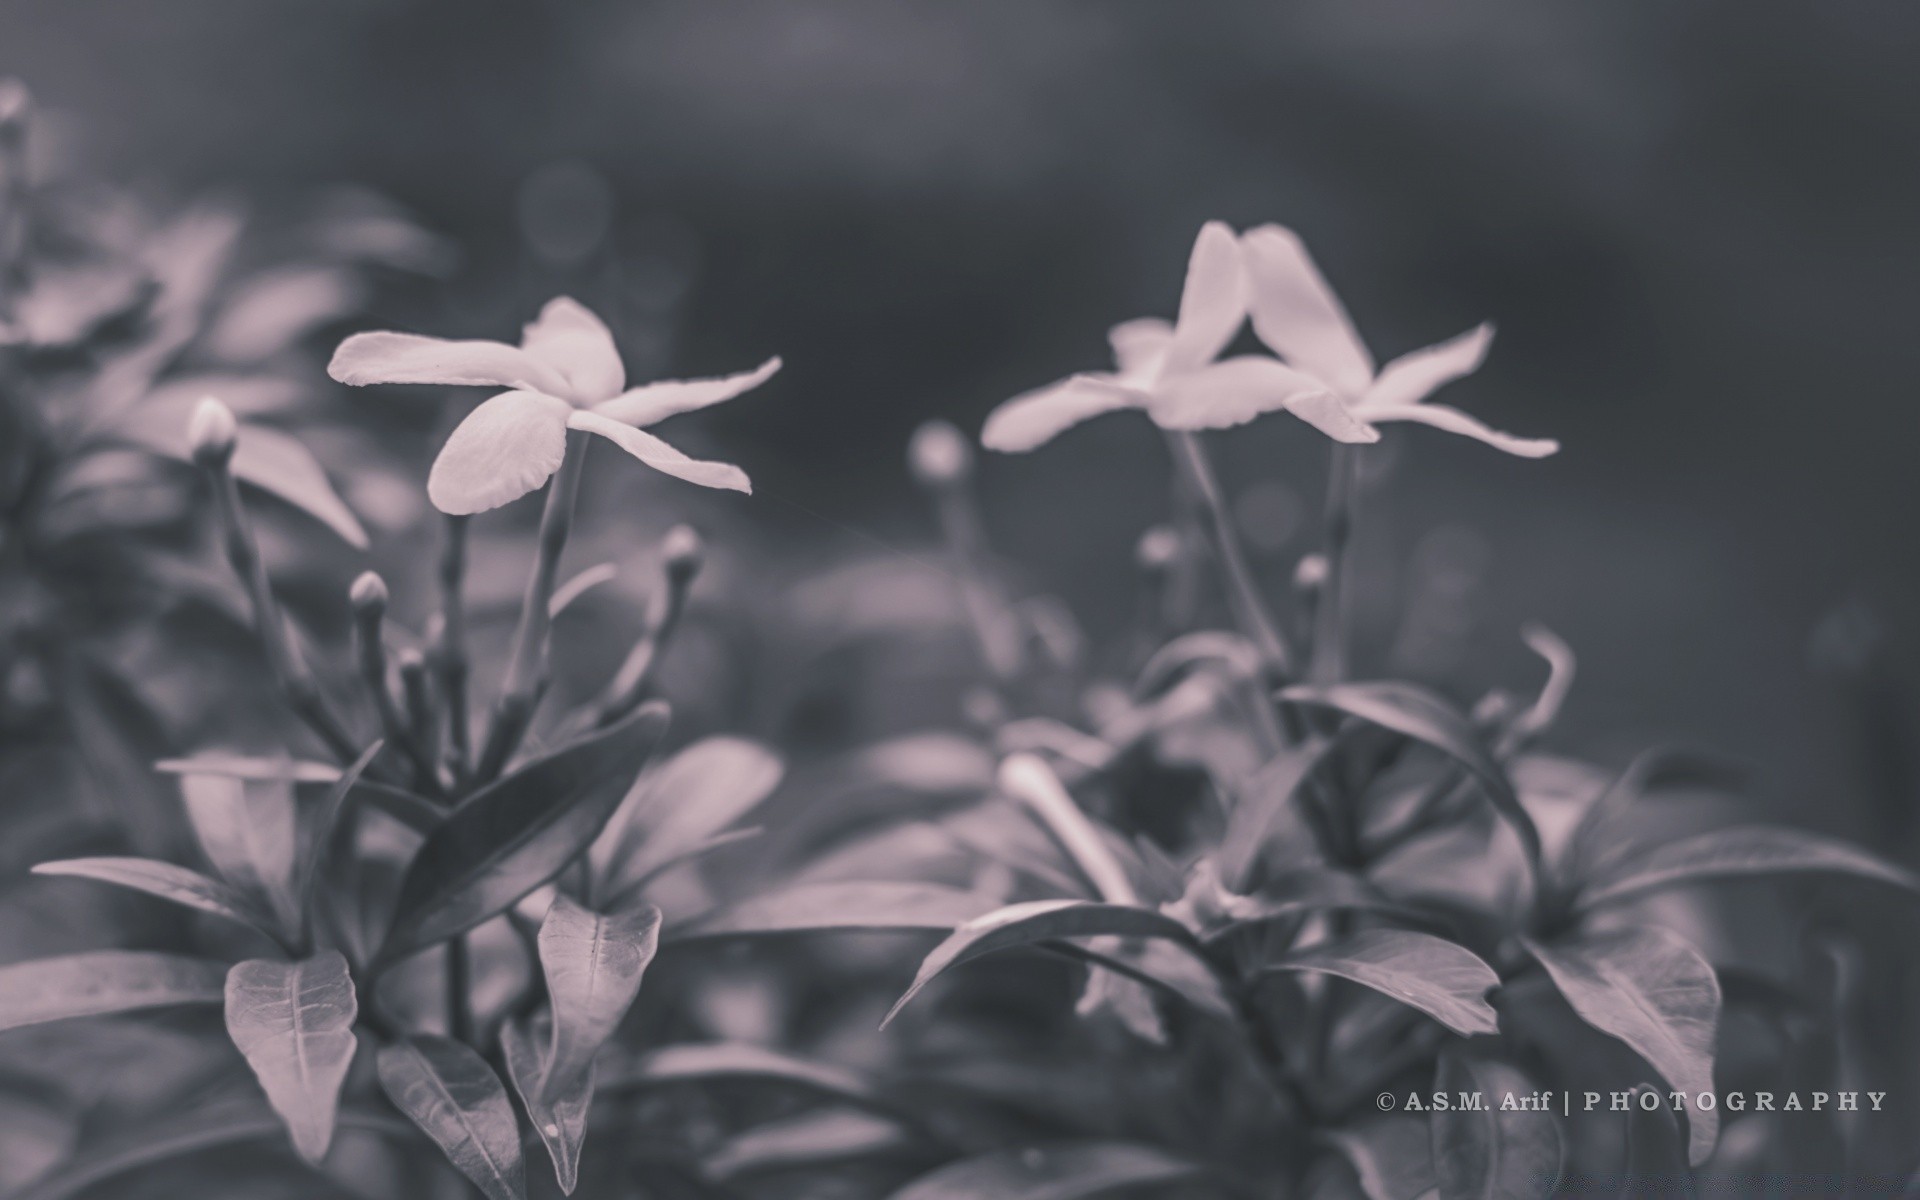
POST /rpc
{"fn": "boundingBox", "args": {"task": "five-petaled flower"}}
[329,297,779,514]
[1232,224,1557,457]
[980,222,1377,454]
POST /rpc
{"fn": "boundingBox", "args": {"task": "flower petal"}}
[1162,221,1248,376]
[979,373,1142,453]
[520,297,625,403]
[1356,402,1558,457]
[1240,224,1375,397]
[1146,357,1374,443]
[592,357,782,427]
[328,332,567,395]
[1106,318,1174,380]
[566,409,751,492]
[1361,322,1494,409]
[1282,391,1385,445]
[427,391,573,515]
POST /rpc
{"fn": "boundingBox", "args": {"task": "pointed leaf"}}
[1281,681,1540,868]
[1265,929,1500,1036]
[32,857,280,938]
[223,951,358,1163]
[675,881,1000,941]
[599,1042,881,1109]
[886,1142,1204,1200]
[1523,928,1720,1164]
[590,737,782,897]
[1578,825,1920,912]
[180,771,299,931]
[1327,1118,1436,1200]
[501,1018,589,1194]
[155,754,341,783]
[883,900,1200,1027]
[376,1036,526,1200]
[380,703,669,961]
[539,896,661,1089]
[1430,1050,1563,1199]
[0,952,228,1032]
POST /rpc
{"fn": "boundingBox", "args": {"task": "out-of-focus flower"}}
[1233,225,1557,457]
[329,297,779,514]
[980,223,1377,453]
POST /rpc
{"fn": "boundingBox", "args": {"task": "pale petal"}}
[520,296,625,403]
[1282,391,1385,444]
[1240,224,1375,396]
[328,331,568,396]
[1106,318,1174,380]
[427,391,573,515]
[979,373,1141,453]
[1361,322,1494,409]
[1145,357,1375,444]
[1358,402,1558,457]
[1162,221,1248,375]
[592,356,782,427]
[566,409,751,492]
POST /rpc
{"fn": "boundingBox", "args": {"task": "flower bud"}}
[661,524,703,586]
[349,570,389,616]
[1135,525,1181,573]
[1292,552,1329,592]
[187,397,238,467]
[908,420,971,489]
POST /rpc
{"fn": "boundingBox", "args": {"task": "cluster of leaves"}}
[1,97,1916,1200]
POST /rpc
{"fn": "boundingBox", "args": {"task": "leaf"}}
[504,897,662,1193]
[675,881,1000,941]
[589,737,783,898]
[883,900,1201,1028]
[6,1101,410,1200]
[155,754,341,783]
[1281,681,1540,868]
[1577,825,1920,912]
[1326,1118,1436,1200]
[885,1142,1205,1200]
[1618,1085,1691,1178]
[0,952,228,1032]
[31,857,280,939]
[298,740,387,943]
[501,1018,589,1195]
[706,1110,906,1181]
[376,1036,526,1200]
[598,1042,882,1110]
[180,771,299,932]
[1264,929,1500,1037]
[1429,1050,1563,1199]
[223,951,359,1163]
[379,703,669,962]
[1523,927,1720,1165]
[1217,738,1338,889]
[548,562,618,617]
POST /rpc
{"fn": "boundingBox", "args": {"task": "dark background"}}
[5,0,1917,828]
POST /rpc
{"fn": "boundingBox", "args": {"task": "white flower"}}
[1232,224,1557,457]
[329,297,779,514]
[980,222,1377,454]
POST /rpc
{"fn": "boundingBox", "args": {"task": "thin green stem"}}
[1310,444,1358,684]
[1165,431,1294,682]
[433,513,472,783]
[445,934,473,1046]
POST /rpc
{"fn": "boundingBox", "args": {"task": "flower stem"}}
[445,934,473,1045]
[475,437,588,783]
[1309,445,1358,684]
[596,526,701,727]
[433,514,472,784]
[201,449,362,765]
[1165,431,1294,682]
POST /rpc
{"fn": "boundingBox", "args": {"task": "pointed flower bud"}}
[661,524,703,586]
[188,397,238,468]
[908,420,971,489]
[349,571,389,616]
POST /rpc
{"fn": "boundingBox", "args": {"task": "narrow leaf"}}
[675,881,1000,941]
[155,754,340,783]
[0,952,227,1032]
[1327,1118,1436,1200]
[598,1042,881,1110]
[32,857,279,938]
[1430,1050,1563,1199]
[501,1018,589,1194]
[540,896,662,1089]
[1266,929,1500,1037]
[883,900,1200,1028]
[1578,825,1920,912]
[223,951,358,1163]
[1217,738,1337,890]
[180,771,299,932]
[376,1036,526,1200]
[380,703,669,961]
[298,739,386,944]
[886,1142,1204,1200]
[590,737,782,898]
[1523,928,1720,1165]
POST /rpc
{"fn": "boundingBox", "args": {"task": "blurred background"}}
[5,0,1916,832]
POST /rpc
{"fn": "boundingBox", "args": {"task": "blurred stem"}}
[596,541,697,727]
[1166,431,1294,683]
[927,469,1023,686]
[1310,445,1357,684]
[202,454,362,765]
[445,935,473,1045]
[475,438,587,782]
[352,601,437,796]
[433,514,472,785]
[399,652,441,796]
[0,82,28,315]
